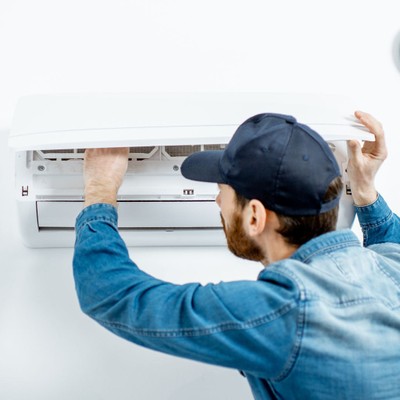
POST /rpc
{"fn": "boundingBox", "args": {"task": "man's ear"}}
[243,199,267,237]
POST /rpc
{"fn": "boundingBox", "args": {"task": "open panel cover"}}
[9,93,373,247]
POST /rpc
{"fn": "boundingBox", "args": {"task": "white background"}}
[1,1,399,399]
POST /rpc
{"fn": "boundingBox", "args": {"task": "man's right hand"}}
[346,111,388,206]
[84,147,129,208]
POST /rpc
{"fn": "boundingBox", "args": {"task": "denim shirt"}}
[73,195,400,400]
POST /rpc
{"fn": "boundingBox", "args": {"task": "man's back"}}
[74,205,400,399]
[253,232,400,399]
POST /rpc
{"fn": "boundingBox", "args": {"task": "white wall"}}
[0,1,399,399]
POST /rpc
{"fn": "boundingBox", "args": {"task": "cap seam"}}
[273,123,295,210]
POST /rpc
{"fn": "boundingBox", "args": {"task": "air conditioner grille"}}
[33,144,226,161]
[164,145,201,157]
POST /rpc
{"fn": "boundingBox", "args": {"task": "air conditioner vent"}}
[34,149,85,161]
[129,146,157,155]
[164,145,202,157]
[33,144,226,162]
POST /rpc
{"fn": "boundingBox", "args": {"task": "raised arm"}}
[73,147,298,377]
[347,111,399,246]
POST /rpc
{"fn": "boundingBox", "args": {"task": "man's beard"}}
[220,212,265,262]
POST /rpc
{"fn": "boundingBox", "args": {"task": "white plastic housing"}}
[9,93,373,248]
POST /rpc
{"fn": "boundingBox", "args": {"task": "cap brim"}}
[181,150,225,183]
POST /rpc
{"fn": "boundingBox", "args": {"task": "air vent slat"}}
[33,144,226,161]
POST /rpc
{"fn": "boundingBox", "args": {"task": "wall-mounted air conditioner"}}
[8,93,373,248]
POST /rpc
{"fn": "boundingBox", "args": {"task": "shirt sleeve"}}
[73,203,301,379]
[355,194,400,246]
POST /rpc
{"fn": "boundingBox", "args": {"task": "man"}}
[73,111,400,399]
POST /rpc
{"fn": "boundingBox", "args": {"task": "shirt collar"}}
[289,229,361,264]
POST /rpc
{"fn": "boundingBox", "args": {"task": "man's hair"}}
[234,177,343,246]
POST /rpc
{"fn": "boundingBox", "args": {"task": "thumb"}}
[346,139,362,161]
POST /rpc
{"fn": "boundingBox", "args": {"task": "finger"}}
[84,147,129,157]
[84,148,95,161]
[354,111,388,159]
[103,147,129,153]
[347,139,362,161]
[354,111,383,136]
[115,147,130,156]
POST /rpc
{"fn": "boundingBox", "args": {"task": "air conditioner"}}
[9,93,373,248]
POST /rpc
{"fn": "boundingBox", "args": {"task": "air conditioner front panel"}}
[10,126,235,152]
[37,200,221,229]
[9,93,374,151]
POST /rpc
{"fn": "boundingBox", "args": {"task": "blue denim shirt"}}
[73,195,400,399]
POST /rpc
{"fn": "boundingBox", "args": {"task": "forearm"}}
[84,182,118,207]
[73,203,159,318]
[73,204,234,366]
[355,194,400,246]
[351,185,378,207]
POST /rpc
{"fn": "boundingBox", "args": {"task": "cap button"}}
[284,115,297,124]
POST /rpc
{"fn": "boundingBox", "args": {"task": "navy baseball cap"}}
[181,113,342,216]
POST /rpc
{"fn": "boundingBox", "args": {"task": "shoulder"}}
[367,242,400,262]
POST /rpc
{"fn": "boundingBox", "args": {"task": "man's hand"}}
[347,111,388,206]
[84,147,129,207]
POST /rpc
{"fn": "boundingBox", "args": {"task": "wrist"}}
[84,182,118,207]
[351,187,378,207]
